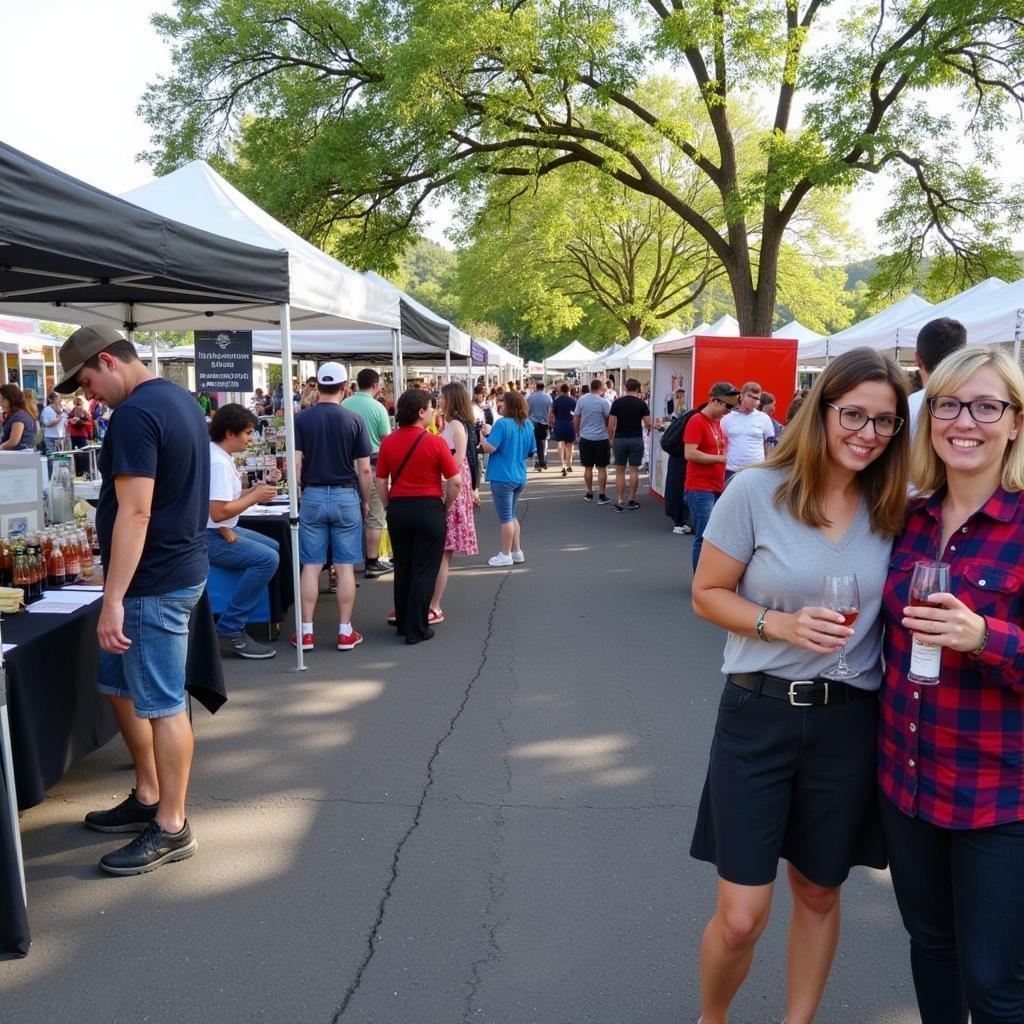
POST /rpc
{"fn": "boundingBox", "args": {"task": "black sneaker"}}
[612,503,625,513]
[99,820,198,876]
[85,789,158,833]
[627,500,641,511]
[596,494,610,505]
[584,492,594,502]
[219,633,276,659]
[364,558,394,580]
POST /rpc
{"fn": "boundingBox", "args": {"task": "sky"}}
[2,1,1021,263]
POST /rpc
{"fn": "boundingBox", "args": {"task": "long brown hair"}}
[0,384,27,413]
[440,382,474,426]
[765,347,910,537]
[501,388,529,424]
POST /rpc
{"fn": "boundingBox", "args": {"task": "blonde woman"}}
[690,347,909,1024]
[880,346,1024,1024]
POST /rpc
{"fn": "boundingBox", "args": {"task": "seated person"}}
[207,404,282,659]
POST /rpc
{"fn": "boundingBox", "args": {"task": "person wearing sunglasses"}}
[682,381,740,572]
[880,345,1024,1024]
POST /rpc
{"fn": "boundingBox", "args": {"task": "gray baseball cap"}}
[55,324,126,393]
[710,381,740,402]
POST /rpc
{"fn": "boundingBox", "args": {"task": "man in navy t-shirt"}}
[54,324,210,876]
[293,362,372,653]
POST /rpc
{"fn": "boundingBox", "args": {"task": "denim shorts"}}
[489,480,523,524]
[612,436,645,467]
[96,582,205,719]
[299,485,363,564]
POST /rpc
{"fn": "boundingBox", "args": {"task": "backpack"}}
[660,406,703,457]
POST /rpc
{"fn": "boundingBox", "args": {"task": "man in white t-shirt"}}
[206,404,282,659]
[40,391,68,454]
[721,380,775,481]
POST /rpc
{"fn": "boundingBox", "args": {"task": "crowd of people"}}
[0,382,109,455]
[18,314,1024,1024]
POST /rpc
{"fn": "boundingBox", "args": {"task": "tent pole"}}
[1015,311,1023,366]
[0,624,27,909]
[16,343,24,388]
[445,349,451,384]
[280,304,306,672]
[391,329,401,398]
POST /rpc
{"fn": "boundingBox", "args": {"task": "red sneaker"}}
[387,609,397,626]
[291,632,315,651]
[337,629,364,651]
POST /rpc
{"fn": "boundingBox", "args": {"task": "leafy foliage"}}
[142,0,1024,334]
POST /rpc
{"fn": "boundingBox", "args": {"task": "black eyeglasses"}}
[928,396,1018,423]
[826,403,904,437]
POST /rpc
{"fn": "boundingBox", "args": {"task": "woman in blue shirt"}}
[482,389,536,567]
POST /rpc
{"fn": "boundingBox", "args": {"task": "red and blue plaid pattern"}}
[880,487,1024,829]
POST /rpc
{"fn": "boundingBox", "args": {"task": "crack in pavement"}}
[190,792,421,811]
[330,555,516,1023]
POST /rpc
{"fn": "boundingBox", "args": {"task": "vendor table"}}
[238,507,295,625]
[0,591,226,958]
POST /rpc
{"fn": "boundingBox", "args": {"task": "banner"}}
[470,340,488,364]
[195,330,253,391]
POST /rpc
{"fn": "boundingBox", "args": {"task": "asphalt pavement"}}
[3,463,920,1023]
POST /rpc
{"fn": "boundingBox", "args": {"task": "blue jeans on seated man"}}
[206,526,280,637]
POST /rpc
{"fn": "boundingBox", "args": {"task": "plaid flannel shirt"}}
[880,486,1024,829]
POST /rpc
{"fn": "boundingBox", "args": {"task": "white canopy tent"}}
[588,335,648,372]
[603,337,654,371]
[542,339,598,377]
[798,295,933,361]
[774,319,824,347]
[930,278,1024,356]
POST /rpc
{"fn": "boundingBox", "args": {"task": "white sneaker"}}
[672,526,686,535]
[488,552,514,567]
[511,549,525,563]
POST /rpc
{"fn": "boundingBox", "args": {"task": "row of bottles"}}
[0,525,97,600]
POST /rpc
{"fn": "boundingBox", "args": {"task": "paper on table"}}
[245,505,289,516]
[25,590,103,614]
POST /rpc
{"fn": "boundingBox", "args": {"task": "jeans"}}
[489,480,524,524]
[206,526,280,637]
[880,796,1024,1024]
[684,489,717,572]
[96,582,205,718]
[299,485,363,564]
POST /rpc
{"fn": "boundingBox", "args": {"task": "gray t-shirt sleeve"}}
[703,470,758,563]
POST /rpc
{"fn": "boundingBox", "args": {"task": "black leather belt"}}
[727,672,876,707]
[306,481,356,488]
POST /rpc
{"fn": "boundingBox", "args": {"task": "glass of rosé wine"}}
[820,574,861,680]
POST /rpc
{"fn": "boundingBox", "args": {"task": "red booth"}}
[649,334,798,499]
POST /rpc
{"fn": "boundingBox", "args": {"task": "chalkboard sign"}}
[195,331,254,391]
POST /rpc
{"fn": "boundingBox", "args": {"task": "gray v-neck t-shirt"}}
[702,466,893,689]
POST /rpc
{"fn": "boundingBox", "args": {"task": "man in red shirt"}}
[683,381,739,572]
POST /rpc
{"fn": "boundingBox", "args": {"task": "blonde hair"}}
[764,347,910,537]
[912,345,1024,494]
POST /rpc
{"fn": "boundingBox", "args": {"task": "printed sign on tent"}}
[470,340,488,364]
[195,330,254,391]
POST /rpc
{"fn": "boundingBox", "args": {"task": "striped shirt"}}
[880,486,1024,829]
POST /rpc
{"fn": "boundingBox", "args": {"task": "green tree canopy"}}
[143,0,1024,335]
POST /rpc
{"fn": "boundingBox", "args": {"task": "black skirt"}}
[690,679,887,887]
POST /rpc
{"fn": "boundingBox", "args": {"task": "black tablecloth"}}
[238,512,295,623]
[0,590,226,957]
[0,745,29,958]
[5,591,226,811]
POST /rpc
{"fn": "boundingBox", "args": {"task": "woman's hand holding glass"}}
[765,604,854,654]
[901,593,987,653]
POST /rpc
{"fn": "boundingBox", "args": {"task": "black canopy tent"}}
[0,141,289,314]
[0,141,293,958]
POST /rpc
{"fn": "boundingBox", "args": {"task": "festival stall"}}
[648,326,798,499]
[0,140,300,958]
[541,339,598,381]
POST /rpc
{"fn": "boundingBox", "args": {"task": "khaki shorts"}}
[366,481,387,531]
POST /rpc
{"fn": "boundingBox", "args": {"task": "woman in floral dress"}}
[430,382,479,622]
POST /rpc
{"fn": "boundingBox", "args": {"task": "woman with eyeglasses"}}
[690,347,909,1024]
[879,346,1024,1024]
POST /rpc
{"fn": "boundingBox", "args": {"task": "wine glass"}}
[820,574,861,680]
